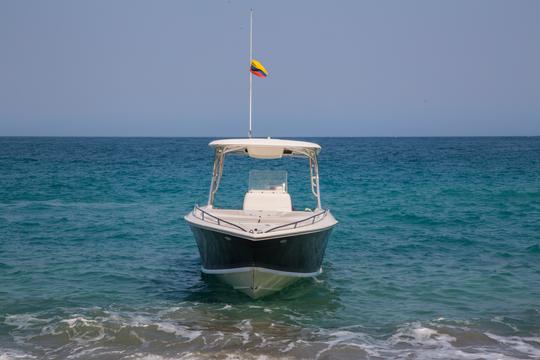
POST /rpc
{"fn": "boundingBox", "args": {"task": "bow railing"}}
[264,209,328,233]
[192,205,328,235]
[192,205,248,232]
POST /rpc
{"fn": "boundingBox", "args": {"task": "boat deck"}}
[191,206,329,234]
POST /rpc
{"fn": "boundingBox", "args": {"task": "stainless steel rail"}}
[192,205,328,235]
[192,205,248,232]
[264,209,328,233]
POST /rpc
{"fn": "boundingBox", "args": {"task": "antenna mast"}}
[248,9,253,138]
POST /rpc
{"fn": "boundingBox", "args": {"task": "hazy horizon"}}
[1,1,539,137]
[1,135,540,139]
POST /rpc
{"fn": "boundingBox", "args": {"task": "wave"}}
[526,244,540,254]
[3,307,540,359]
[0,349,36,360]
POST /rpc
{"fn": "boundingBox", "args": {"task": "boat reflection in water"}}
[185,138,337,298]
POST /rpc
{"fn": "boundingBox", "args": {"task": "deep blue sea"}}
[1,137,539,359]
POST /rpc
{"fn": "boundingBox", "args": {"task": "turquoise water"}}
[1,137,539,359]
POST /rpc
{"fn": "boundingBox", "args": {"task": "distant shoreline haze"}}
[0,135,539,138]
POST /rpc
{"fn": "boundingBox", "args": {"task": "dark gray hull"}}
[189,225,333,274]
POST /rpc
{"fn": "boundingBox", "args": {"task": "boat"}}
[184,11,337,298]
[184,138,337,298]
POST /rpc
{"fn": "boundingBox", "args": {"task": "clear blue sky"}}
[1,1,539,136]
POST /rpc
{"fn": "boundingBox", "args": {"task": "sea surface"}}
[1,137,539,360]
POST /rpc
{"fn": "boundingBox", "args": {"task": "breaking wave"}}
[3,306,540,359]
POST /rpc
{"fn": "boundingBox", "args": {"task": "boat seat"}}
[243,190,292,212]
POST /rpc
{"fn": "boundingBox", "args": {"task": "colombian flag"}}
[250,59,268,78]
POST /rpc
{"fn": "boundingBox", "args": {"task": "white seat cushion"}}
[243,190,292,212]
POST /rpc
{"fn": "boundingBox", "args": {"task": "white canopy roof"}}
[209,138,321,159]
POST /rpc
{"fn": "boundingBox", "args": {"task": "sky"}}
[0,0,539,137]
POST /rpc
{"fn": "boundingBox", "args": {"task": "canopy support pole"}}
[207,148,224,207]
[309,151,322,209]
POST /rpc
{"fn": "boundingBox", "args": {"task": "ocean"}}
[1,137,539,359]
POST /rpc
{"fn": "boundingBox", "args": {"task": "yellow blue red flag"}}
[250,59,268,78]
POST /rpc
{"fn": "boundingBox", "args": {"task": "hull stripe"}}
[201,266,322,277]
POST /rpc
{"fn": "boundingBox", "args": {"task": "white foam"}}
[492,316,520,332]
[315,330,361,359]
[234,319,252,345]
[155,322,202,342]
[156,306,185,317]
[61,316,98,328]
[485,333,540,358]
[0,349,36,360]
[390,323,457,347]
[5,310,540,360]
[124,354,175,360]
[125,352,285,360]
[97,311,204,343]
[4,314,47,330]
[280,341,296,353]
[66,347,125,359]
[314,322,537,360]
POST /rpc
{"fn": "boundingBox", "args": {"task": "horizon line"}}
[0,135,539,138]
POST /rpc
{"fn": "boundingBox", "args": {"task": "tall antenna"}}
[248,9,253,138]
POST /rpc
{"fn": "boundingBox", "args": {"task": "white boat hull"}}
[202,266,321,299]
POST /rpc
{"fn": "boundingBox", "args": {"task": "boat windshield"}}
[248,170,288,192]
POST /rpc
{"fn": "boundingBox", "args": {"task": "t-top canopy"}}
[209,138,321,159]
